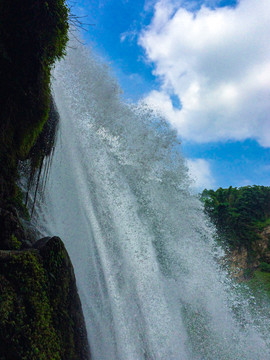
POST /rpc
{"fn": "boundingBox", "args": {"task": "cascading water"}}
[36,42,270,359]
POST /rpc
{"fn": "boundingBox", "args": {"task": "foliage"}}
[10,235,22,250]
[201,186,270,250]
[247,270,270,298]
[259,262,270,273]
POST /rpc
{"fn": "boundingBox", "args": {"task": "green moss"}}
[0,251,61,359]
[0,276,16,325]
[0,0,69,151]
[0,2,88,358]
[17,99,50,161]
[0,0,69,210]
[12,0,69,161]
[0,238,89,360]
[40,238,78,359]
[10,235,22,250]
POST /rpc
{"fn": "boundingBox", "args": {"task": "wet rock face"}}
[0,237,91,360]
[226,225,270,280]
[258,225,270,262]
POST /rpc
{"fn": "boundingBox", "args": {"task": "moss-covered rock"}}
[0,250,61,359]
[0,237,91,360]
[0,0,68,246]
[0,2,91,359]
[36,237,91,360]
[0,0,69,152]
[0,0,69,209]
[0,208,26,250]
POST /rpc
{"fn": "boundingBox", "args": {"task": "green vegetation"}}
[247,270,270,298]
[0,0,69,248]
[0,238,89,360]
[40,237,81,360]
[0,0,69,157]
[0,1,91,358]
[256,217,270,231]
[201,185,270,250]
[259,262,270,273]
[201,185,270,293]
[0,0,69,209]
[10,235,22,250]
[0,251,61,360]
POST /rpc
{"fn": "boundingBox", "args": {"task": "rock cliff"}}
[0,0,91,358]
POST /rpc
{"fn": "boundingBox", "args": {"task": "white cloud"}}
[186,158,215,190]
[139,0,270,147]
[120,29,137,43]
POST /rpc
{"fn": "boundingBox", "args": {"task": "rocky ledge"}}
[0,236,91,360]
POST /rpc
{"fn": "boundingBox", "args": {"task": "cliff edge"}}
[0,1,91,358]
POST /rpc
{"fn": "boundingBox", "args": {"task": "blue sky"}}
[68,0,270,190]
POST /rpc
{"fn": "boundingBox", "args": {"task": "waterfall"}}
[36,42,270,359]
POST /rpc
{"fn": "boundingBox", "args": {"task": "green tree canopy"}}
[201,186,270,249]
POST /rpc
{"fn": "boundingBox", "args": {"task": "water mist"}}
[36,43,270,359]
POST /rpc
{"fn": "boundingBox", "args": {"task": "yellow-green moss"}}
[10,235,22,250]
[0,239,90,360]
[0,251,61,359]
[40,237,79,359]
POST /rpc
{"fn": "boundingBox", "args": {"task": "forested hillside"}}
[202,186,270,249]
[201,185,270,288]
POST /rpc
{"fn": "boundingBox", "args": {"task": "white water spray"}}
[37,43,270,359]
